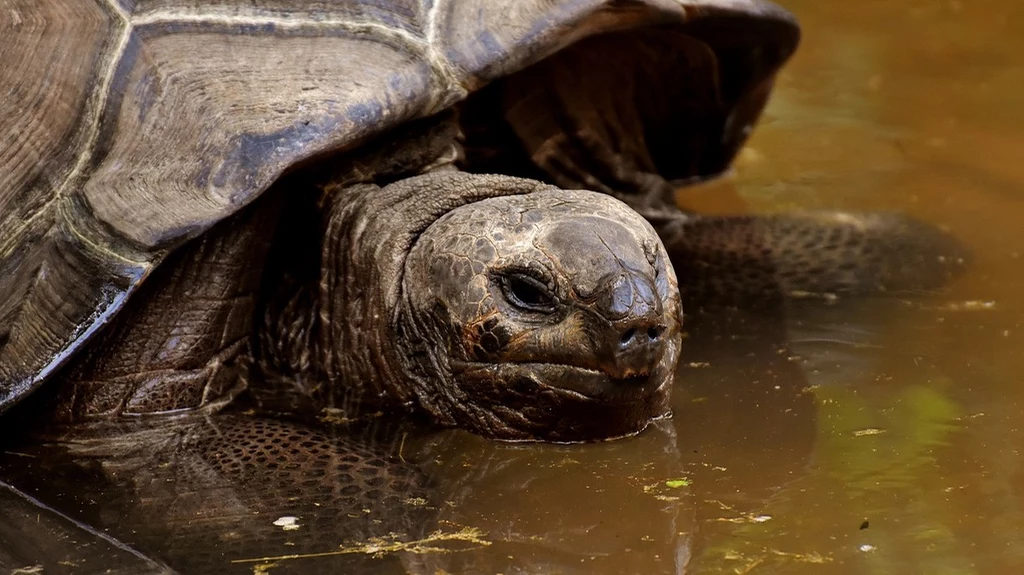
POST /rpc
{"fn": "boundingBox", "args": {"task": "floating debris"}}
[713,513,774,525]
[723,547,831,572]
[272,516,301,531]
[787,290,839,304]
[642,478,692,502]
[233,527,492,565]
[941,300,997,311]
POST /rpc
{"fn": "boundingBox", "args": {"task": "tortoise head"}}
[398,184,681,442]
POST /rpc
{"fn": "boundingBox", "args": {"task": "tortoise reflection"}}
[0,303,822,573]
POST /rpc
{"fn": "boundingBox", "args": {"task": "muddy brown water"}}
[3,1,1024,573]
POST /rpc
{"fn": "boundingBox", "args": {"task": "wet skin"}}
[400,184,681,441]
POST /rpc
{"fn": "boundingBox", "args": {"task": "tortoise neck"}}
[249,182,410,418]
[250,275,328,415]
[251,115,468,419]
[315,182,417,415]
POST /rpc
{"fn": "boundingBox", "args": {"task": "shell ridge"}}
[423,0,469,110]
[130,8,429,51]
[0,0,132,261]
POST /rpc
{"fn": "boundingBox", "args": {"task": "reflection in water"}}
[0,304,821,573]
[2,0,1023,572]
[0,416,437,574]
[404,420,694,574]
[0,479,169,574]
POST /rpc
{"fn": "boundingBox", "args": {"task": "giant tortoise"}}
[0,0,963,443]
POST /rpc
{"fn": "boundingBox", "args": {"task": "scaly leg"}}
[42,197,279,422]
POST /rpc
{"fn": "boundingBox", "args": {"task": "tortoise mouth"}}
[450,360,669,405]
[447,360,674,442]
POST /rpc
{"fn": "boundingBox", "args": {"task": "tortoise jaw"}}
[454,358,659,392]
[451,360,665,404]
[446,360,674,442]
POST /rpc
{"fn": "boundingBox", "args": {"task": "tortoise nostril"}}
[608,320,669,380]
[620,325,664,348]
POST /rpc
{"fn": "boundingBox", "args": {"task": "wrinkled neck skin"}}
[312,172,546,422]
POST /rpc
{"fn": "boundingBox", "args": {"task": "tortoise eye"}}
[500,272,556,313]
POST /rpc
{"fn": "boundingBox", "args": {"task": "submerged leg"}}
[653,211,970,306]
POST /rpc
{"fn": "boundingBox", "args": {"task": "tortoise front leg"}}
[476,28,752,214]
[42,198,279,422]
